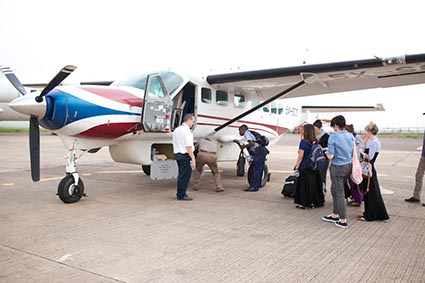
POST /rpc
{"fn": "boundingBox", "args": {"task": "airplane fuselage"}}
[8,70,305,166]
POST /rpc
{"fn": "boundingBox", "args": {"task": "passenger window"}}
[271,102,277,114]
[234,94,245,108]
[278,103,284,115]
[216,90,228,106]
[202,88,212,104]
[262,104,270,113]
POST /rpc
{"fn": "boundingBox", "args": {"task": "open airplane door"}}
[141,74,173,132]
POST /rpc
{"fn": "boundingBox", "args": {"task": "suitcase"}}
[281,175,297,198]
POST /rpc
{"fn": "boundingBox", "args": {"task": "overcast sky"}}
[0,0,424,128]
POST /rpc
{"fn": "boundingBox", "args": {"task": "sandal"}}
[348,202,361,207]
[358,216,366,221]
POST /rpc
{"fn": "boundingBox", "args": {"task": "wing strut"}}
[213,73,318,132]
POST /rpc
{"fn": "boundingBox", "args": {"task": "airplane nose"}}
[8,94,46,118]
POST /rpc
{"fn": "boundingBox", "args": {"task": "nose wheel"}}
[57,174,86,203]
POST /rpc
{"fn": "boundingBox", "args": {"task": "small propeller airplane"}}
[2,52,424,204]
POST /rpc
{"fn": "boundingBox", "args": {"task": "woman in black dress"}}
[358,122,389,221]
[294,124,324,209]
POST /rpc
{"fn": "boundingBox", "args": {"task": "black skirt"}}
[361,154,389,221]
[294,169,324,208]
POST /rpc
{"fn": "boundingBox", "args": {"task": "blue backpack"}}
[307,143,326,171]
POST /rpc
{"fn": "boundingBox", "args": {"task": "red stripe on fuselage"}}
[78,86,143,107]
[74,122,142,139]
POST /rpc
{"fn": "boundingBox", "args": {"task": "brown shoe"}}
[193,187,199,191]
[216,187,224,192]
[405,197,420,203]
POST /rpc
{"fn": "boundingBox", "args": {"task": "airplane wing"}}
[206,53,425,99]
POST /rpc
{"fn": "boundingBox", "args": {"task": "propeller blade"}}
[0,65,28,96]
[36,65,77,102]
[29,117,40,182]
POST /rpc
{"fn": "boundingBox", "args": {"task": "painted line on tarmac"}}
[97,170,142,174]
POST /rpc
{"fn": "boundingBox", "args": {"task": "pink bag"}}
[351,145,363,185]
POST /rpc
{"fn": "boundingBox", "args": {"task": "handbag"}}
[357,158,372,195]
[350,144,363,185]
[361,159,372,178]
[236,152,245,176]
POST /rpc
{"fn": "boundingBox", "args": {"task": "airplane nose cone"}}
[8,94,46,118]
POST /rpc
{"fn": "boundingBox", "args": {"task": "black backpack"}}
[249,130,269,147]
[307,143,326,171]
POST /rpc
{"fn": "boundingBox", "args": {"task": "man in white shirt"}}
[173,114,196,201]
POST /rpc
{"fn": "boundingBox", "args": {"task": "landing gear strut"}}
[57,146,87,203]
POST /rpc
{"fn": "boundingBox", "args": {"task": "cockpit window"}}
[111,71,184,96]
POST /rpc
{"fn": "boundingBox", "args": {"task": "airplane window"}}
[147,76,165,99]
[201,88,212,104]
[271,102,277,114]
[110,71,184,96]
[234,94,245,108]
[278,103,284,115]
[216,90,228,106]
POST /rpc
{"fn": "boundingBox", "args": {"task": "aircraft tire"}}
[247,163,268,188]
[142,165,151,176]
[57,174,84,203]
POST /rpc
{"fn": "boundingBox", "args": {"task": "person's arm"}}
[326,136,334,160]
[239,140,254,150]
[367,141,378,160]
[187,146,196,167]
[295,149,304,171]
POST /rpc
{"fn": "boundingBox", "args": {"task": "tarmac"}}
[0,133,424,283]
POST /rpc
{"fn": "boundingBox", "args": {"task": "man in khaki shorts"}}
[193,137,224,192]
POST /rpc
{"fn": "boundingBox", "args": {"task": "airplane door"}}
[141,74,173,132]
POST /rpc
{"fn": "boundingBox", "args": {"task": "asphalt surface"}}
[0,133,424,282]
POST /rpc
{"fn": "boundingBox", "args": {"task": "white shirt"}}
[173,123,194,154]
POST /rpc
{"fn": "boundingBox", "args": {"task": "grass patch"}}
[0,127,29,133]
[0,127,49,133]
[379,133,424,139]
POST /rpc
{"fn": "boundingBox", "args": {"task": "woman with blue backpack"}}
[294,123,325,209]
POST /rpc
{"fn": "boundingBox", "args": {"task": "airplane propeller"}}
[1,65,77,181]
[35,65,76,102]
[0,66,27,96]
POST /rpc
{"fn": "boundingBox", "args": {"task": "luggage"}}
[249,130,269,147]
[307,143,326,171]
[281,175,297,198]
[236,152,245,176]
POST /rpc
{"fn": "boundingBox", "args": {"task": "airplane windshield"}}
[111,71,184,95]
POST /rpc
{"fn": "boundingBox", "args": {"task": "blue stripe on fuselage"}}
[39,89,140,130]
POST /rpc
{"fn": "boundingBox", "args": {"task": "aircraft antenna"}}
[303,49,309,65]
